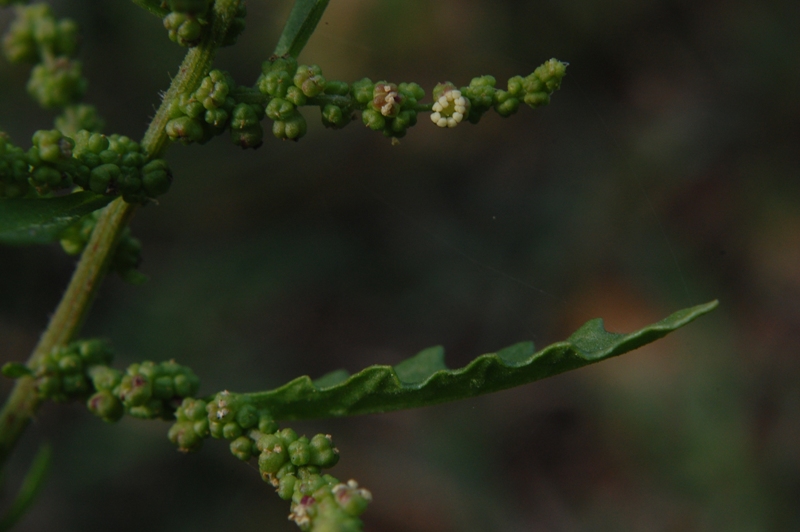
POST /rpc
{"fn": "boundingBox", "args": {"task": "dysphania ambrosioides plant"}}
[0,1,718,530]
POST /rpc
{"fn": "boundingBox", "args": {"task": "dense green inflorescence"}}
[166,389,370,531]
[0,129,173,203]
[1,340,201,423]
[162,0,245,47]
[1,3,86,108]
[163,56,568,148]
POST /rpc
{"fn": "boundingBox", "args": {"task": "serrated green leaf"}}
[273,0,330,58]
[0,192,113,246]
[248,301,718,420]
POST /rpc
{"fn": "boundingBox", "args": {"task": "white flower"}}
[430,88,468,128]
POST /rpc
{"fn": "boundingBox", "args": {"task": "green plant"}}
[0,1,717,530]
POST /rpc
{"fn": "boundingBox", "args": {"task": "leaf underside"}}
[0,192,112,245]
[249,301,718,420]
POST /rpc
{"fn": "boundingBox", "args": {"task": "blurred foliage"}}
[1,0,799,530]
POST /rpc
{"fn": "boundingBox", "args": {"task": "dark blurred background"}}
[1,0,799,530]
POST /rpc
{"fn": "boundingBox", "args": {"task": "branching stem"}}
[0,0,242,471]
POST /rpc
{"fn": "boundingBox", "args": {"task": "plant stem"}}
[0,0,243,470]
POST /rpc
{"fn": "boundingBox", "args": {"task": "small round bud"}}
[361,109,385,131]
[289,439,311,466]
[309,434,339,468]
[87,390,124,422]
[141,159,173,197]
[89,163,120,194]
[230,436,253,461]
[493,90,520,116]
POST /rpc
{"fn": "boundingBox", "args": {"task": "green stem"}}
[0,0,243,471]
[230,86,435,113]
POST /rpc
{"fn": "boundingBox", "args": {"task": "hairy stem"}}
[0,0,243,470]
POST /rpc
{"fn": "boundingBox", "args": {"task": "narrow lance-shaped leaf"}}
[273,0,331,58]
[0,192,112,245]
[247,301,719,420]
[0,444,52,532]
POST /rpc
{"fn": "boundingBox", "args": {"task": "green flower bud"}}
[222,422,242,439]
[230,436,253,461]
[277,428,299,447]
[36,375,61,399]
[87,391,124,422]
[88,365,122,392]
[27,58,87,109]
[168,420,205,452]
[152,375,175,399]
[61,373,89,396]
[166,116,204,143]
[31,166,62,187]
[175,397,208,421]
[77,338,113,365]
[175,374,199,398]
[235,404,259,429]
[398,82,425,102]
[262,56,298,76]
[321,104,350,129]
[309,434,339,468]
[258,415,278,434]
[128,398,165,419]
[258,437,289,474]
[204,107,229,128]
[265,98,296,121]
[32,129,72,163]
[163,12,203,47]
[57,354,82,373]
[272,114,307,141]
[258,69,293,98]
[141,159,173,197]
[285,85,307,106]
[289,439,311,466]
[118,368,152,407]
[2,8,38,64]
[507,75,525,97]
[277,473,297,500]
[493,90,519,117]
[89,163,119,194]
[54,19,79,57]
[293,65,325,97]
[209,421,224,439]
[361,109,385,131]
[351,78,374,104]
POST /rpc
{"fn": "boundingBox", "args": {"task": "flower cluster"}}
[282,468,371,531]
[355,79,424,138]
[111,360,201,420]
[30,339,114,404]
[59,209,146,284]
[0,132,30,199]
[0,129,172,203]
[165,69,239,144]
[257,57,327,141]
[168,391,276,453]
[162,0,245,47]
[460,58,568,123]
[2,3,86,108]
